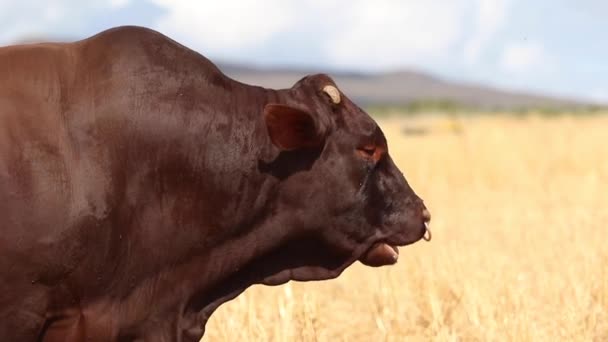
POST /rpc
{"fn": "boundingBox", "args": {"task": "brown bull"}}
[0,26,431,341]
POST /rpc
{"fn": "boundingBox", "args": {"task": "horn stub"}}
[323,85,341,104]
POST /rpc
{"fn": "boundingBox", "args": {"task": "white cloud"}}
[109,0,130,9]
[0,0,135,44]
[43,4,66,21]
[321,0,469,70]
[500,41,552,72]
[0,2,69,44]
[150,0,472,71]
[464,0,510,63]
[151,0,294,52]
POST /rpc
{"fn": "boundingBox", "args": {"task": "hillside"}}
[219,63,587,110]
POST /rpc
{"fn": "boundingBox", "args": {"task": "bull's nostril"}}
[422,208,431,223]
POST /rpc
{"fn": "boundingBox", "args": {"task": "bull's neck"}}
[176,198,297,338]
[163,84,301,335]
[139,82,294,324]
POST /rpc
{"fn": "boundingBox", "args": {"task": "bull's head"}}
[257,74,431,284]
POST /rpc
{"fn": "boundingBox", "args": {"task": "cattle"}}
[0,26,431,341]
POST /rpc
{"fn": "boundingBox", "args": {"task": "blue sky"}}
[1,0,607,103]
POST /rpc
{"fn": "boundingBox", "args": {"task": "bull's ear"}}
[263,104,324,151]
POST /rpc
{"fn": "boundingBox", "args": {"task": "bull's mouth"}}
[360,222,431,267]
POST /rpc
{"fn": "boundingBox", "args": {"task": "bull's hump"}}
[73,25,150,44]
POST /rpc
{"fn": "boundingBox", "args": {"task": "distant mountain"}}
[218,63,589,110]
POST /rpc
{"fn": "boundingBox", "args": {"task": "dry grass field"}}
[204,114,608,341]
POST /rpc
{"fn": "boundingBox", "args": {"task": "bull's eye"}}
[357,145,377,160]
[357,144,386,165]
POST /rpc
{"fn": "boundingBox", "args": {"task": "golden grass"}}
[204,114,608,341]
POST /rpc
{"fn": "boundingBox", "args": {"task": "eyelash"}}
[360,146,375,157]
[357,146,378,163]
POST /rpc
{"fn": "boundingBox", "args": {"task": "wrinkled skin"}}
[0,26,430,341]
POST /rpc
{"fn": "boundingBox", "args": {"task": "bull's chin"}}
[359,242,400,267]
